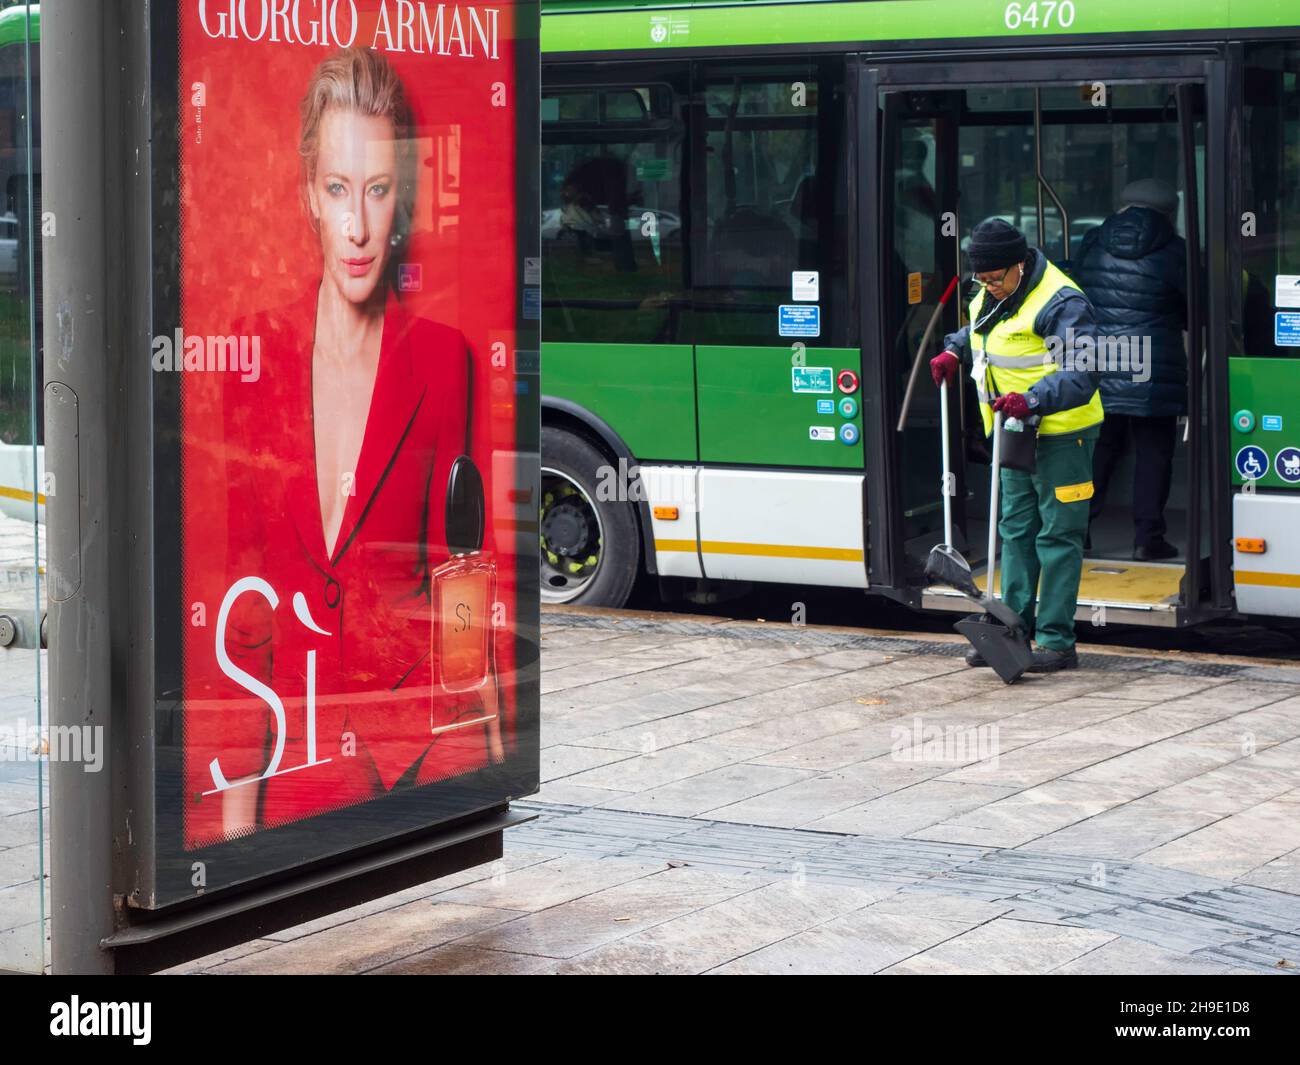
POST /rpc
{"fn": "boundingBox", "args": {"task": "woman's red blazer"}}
[206,285,489,827]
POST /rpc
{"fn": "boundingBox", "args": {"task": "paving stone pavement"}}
[175,607,1300,975]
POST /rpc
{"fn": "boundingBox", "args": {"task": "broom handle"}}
[940,380,953,548]
[987,410,1003,601]
[897,275,961,433]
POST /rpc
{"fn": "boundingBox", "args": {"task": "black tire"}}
[539,426,641,607]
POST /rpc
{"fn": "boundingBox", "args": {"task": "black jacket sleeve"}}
[941,324,971,363]
[1026,291,1102,417]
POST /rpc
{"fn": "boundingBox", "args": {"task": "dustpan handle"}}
[940,380,953,548]
[987,410,1003,600]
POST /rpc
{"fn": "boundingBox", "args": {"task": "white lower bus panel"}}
[640,463,703,579]
[694,467,867,588]
[1233,492,1300,618]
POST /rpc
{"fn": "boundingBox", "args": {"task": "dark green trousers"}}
[998,430,1097,652]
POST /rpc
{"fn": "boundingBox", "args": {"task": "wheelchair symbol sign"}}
[1235,445,1269,481]
[1276,447,1300,484]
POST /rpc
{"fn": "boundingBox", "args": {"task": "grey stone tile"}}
[707,908,973,974]
[1139,790,1300,880]
[532,780,637,808]
[940,734,1131,789]
[879,916,1115,974]
[208,901,524,975]
[540,744,633,782]
[916,779,1142,849]
[559,879,884,974]
[562,740,749,793]
[1236,849,1300,896]
[373,943,559,975]
[434,855,662,912]
[453,867,751,959]
[159,938,281,974]
[597,762,814,818]
[806,779,1017,836]
[702,765,901,828]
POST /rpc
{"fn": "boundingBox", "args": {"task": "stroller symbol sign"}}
[1276,447,1300,484]
[1236,445,1269,481]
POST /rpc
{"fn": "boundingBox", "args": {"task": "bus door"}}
[865,53,1227,626]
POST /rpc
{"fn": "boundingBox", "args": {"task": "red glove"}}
[992,392,1031,420]
[930,351,960,387]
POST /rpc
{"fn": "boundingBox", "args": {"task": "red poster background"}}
[176,1,521,848]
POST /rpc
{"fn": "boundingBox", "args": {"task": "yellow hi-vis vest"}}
[969,259,1104,437]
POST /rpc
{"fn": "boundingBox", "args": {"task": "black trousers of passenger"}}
[1089,413,1178,548]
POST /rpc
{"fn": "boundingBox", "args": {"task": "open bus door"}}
[864,51,1231,628]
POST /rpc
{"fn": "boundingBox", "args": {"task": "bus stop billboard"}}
[43,0,539,969]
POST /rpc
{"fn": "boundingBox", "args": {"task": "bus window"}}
[1242,44,1300,358]
[694,58,851,347]
[0,37,38,444]
[959,85,1186,269]
[541,76,687,345]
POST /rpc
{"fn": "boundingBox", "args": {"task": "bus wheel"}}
[539,427,640,607]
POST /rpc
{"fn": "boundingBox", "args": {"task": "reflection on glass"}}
[0,4,44,975]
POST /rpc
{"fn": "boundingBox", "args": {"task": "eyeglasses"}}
[972,266,1016,289]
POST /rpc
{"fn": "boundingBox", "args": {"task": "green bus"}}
[538,0,1300,628]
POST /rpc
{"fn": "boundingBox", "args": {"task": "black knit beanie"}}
[967,218,1028,273]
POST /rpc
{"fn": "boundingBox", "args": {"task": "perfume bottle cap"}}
[446,455,486,555]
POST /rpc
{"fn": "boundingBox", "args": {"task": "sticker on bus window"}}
[635,158,672,182]
[1275,275,1300,308]
[779,305,820,337]
[908,272,923,305]
[792,271,819,302]
[1262,415,1283,432]
[792,366,834,393]
[809,426,836,441]
[1275,311,1300,346]
[523,287,541,320]
[816,399,835,414]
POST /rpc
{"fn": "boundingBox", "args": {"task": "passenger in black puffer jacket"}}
[1072,178,1188,561]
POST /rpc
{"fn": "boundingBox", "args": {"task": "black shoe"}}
[1028,647,1079,673]
[965,647,988,668]
[1134,539,1178,561]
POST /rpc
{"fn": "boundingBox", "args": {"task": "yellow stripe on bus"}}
[1235,570,1300,588]
[699,540,863,562]
[0,485,45,505]
[653,539,698,553]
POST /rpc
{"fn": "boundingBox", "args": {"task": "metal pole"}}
[940,381,953,547]
[1033,87,1071,259]
[986,412,1003,601]
[43,0,116,974]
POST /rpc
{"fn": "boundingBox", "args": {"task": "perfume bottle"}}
[429,456,504,761]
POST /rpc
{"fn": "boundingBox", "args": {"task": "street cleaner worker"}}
[930,218,1104,673]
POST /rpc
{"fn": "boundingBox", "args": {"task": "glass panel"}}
[0,5,45,974]
[541,75,687,343]
[959,84,1185,264]
[1241,43,1300,357]
[695,58,851,346]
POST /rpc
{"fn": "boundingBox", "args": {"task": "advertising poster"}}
[148,0,539,903]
